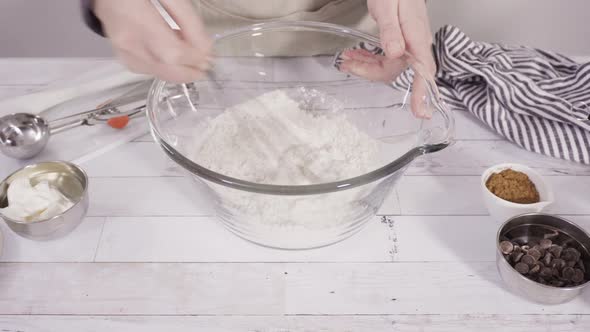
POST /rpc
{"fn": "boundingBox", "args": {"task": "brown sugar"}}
[486,169,540,204]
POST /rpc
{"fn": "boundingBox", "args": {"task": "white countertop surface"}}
[0,58,589,332]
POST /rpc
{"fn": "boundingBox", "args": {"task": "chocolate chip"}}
[521,254,536,267]
[529,264,542,275]
[543,252,553,266]
[540,267,553,278]
[562,238,575,248]
[562,267,575,280]
[571,248,581,261]
[572,269,585,284]
[540,239,553,250]
[561,248,582,262]
[549,245,563,259]
[510,252,524,263]
[535,245,546,256]
[528,248,542,261]
[550,279,565,287]
[504,237,587,287]
[552,258,566,270]
[562,248,576,262]
[515,262,529,274]
[500,241,514,255]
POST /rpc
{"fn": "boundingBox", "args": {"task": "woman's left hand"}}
[339,0,436,118]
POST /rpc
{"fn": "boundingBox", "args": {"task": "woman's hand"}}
[94,0,212,83]
[340,0,436,118]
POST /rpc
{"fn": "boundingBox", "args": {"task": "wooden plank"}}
[397,175,485,215]
[0,263,286,315]
[0,314,588,332]
[82,168,590,219]
[1,262,589,315]
[394,215,590,262]
[84,138,589,178]
[2,215,585,264]
[0,218,104,263]
[86,175,400,217]
[94,216,394,263]
[394,215,498,262]
[408,140,590,176]
[283,262,590,315]
[0,85,44,100]
[87,177,215,217]
[85,175,589,218]
[83,142,180,178]
[133,133,155,142]
[396,175,590,216]
[523,176,589,215]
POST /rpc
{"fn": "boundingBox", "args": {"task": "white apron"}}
[192,0,378,55]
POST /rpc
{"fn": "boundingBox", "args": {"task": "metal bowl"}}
[0,161,89,240]
[496,213,590,304]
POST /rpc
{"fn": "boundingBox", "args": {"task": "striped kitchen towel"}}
[338,25,590,164]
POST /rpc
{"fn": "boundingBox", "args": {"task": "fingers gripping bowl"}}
[147,21,454,249]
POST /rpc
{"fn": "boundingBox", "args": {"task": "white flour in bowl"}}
[190,89,385,241]
[193,89,380,185]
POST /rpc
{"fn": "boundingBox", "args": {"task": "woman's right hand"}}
[94,0,212,83]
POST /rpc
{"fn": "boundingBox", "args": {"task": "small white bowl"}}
[481,163,554,223]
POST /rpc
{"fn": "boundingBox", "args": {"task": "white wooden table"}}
[0,58,589,332]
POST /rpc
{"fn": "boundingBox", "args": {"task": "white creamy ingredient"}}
[191,89,382,234]
[0,177,74,222]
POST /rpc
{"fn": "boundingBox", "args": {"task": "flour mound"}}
[193,89,379,185]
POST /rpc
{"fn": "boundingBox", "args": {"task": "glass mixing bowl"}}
[147,21,454,249]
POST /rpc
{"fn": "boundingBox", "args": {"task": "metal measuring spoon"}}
[0,105,145,160]
[0,113,50,159]
[0,80,152,160]
[0,80,200,160]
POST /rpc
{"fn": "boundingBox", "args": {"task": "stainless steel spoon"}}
[0,102,145,160]
[0,80,199,159]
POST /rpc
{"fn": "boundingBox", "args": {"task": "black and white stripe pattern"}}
[433,25,590,165]
[338,25,590,164]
